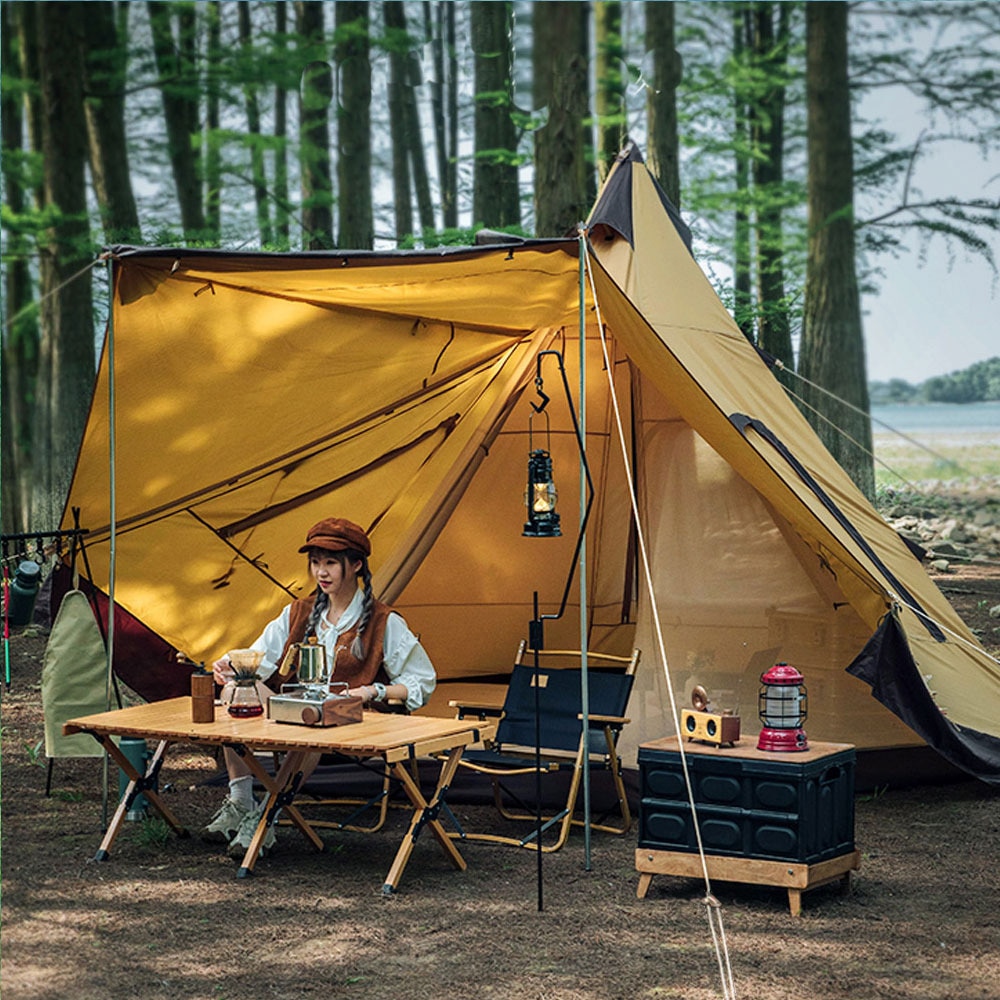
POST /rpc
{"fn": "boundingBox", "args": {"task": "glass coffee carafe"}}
[226,648,265,718]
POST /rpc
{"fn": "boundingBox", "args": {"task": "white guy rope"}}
[583,249,737,1000]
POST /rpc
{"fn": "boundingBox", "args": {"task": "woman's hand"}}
[212,656,233,687]
[348,685,374,704]
[347,683,406,706]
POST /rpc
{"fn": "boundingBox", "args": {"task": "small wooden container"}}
[190,672,216,723]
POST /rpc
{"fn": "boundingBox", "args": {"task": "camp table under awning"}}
[63,699,496,892]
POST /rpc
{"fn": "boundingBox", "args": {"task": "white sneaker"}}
[227,801,278,859]
[201,796,249,844]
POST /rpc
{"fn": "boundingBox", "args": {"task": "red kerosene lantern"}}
[757,662,809,752]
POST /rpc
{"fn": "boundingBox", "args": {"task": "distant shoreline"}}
[871,400,1000,437]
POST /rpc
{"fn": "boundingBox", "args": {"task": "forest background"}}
[2,0,999,538]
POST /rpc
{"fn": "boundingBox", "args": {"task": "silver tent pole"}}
[578,229,591,869]
[101,257,118,830]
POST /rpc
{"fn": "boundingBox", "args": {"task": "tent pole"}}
[578,228,591,870]
[102,256,118,831]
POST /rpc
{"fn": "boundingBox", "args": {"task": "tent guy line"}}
[586,250,737,994]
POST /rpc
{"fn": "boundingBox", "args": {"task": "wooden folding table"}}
[63,697,495,893]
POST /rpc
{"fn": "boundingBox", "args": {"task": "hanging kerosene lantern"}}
[757,662,809,752]
[522,371,561,538]
[523,447,561,537]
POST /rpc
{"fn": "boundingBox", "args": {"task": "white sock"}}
[229,775,255,811]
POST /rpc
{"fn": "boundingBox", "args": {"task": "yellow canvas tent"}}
[62,147,1000,784]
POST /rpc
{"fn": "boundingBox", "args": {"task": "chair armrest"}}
[579,712,630,726]
[450,699,505,721]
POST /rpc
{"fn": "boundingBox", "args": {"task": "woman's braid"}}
[351,560,374,659]
[304,586,329,638]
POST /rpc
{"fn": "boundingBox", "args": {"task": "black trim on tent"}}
[587,145,693,253]
[897,534,928,561]
[847,614,1000,785]
[729,413,945,641]
[106,237,578,267]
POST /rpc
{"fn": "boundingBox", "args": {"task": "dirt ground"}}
[2,563,999,1000]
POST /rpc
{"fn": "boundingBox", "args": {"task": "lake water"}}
[871,401,1000,436]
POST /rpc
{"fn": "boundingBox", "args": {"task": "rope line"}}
[583,249,737,1000]
[3,255,106,333]
[780,382,943,494]
[889,594,1000,666]
[772,357,970,476]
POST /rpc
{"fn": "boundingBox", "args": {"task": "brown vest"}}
[272,595,394,702]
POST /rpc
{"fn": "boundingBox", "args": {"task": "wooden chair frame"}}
[446,642,640,853]
[274,698,415,834]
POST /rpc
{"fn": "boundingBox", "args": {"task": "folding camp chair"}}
[277,700,417,834]
[447,642,640,853]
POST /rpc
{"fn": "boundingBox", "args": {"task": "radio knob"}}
[301,705,321,724]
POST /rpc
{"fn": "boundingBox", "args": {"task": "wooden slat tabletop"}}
[64,697,495,759]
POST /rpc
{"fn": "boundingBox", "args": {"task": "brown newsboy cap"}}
[299,517,371,557]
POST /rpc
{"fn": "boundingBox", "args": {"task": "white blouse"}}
[249,588,436,712]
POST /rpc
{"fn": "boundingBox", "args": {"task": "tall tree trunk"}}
[239,0,272,246]
[2,2,39,533]
[147,1,206,241]
[445,2,458,228]
[385,1,414,243]
[204,1,222,241]
[752,2,793,374]
[34,3,96,530]
[18,1,44,210]
[800,1,874,498]
[81,1,141,245]
[471,1,519,228]
[644,0,681,208]
[297,1,334,249]
[274,1,291,249]
[533,1,588,237]
[426,0,456,231]
[733,4,754,342]
[335,1,373,249]
[595,0,625,181]
[404,38,435,239]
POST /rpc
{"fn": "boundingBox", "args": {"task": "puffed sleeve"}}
[381,612,437,712]
[249,604,292,682]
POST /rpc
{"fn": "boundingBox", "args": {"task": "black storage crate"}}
[638,742,856,865]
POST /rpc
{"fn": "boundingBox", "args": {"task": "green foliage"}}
[134,814,171,849]
[23,739,44,767]
[851,1,1000,285]
[473,146,530,168]
[871,357,1000,404]
[923,357,1000,402]
[869,378,920,405]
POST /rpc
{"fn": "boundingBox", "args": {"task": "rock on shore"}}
[878,477,1000,569]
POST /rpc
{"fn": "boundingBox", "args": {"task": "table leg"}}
[636,873,653,899]
[92,736,187,861]
[237,746,325,851]
[234,748,324,878]
[382,747,468,895]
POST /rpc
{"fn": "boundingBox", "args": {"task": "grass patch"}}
[873,437,1000,490]
[133,813,171,849]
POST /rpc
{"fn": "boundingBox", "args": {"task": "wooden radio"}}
[680,685,741,747]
